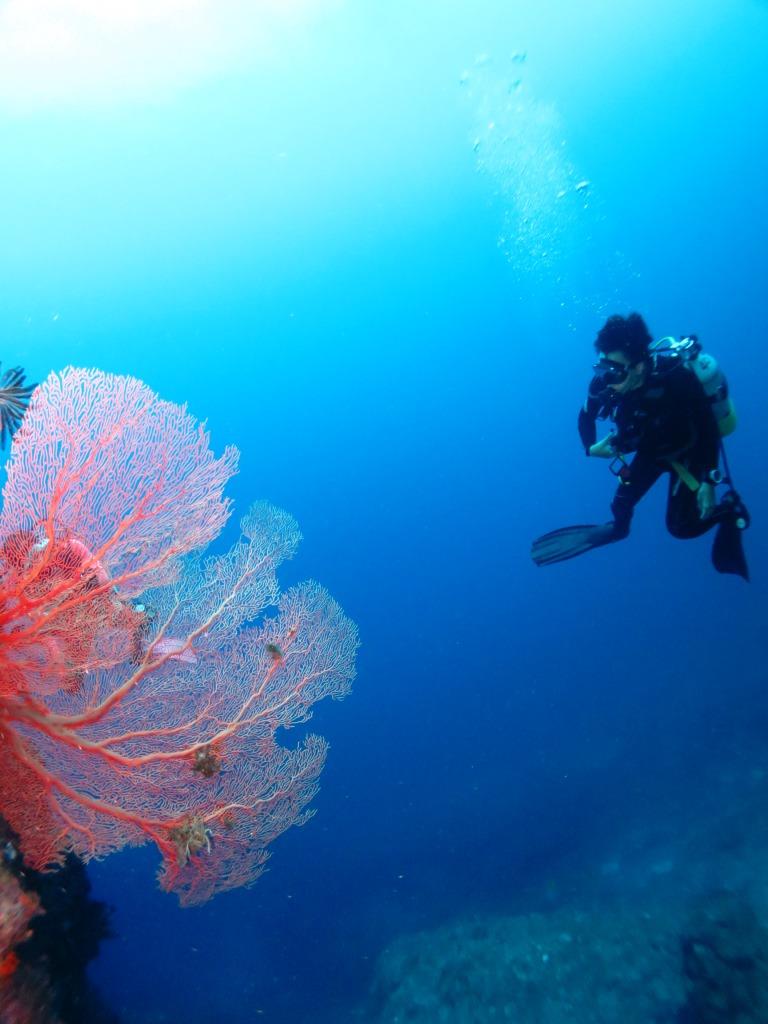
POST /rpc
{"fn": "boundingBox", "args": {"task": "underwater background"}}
[1,0,767,1020]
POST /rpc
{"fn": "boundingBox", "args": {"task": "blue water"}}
[1,0,767,1020]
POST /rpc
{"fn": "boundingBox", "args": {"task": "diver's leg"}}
[609,450,663,539]
[531,453,661,566]
[665,472,750,579]
[665,472,722,539]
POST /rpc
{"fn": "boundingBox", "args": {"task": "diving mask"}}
[593,357,631,387]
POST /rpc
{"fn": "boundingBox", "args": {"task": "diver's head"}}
[593,312,651,393]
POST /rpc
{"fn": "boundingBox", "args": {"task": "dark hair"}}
[594,313,652,364]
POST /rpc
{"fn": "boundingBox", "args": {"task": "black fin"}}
[711,517,749,581]
[531,523,617,567]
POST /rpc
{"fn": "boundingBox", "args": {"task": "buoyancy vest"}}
[650,336,736,437]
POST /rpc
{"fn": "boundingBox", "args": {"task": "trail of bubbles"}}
[461,53,638,323]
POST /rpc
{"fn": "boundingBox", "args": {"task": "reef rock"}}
[370,903,684,1023]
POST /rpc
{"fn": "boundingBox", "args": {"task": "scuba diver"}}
[0,363,36,448]
[530,313,750,579]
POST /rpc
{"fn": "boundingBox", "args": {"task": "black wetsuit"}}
[578,359,722,540]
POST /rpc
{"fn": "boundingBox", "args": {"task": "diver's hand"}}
[589,435,617,459]
[697,481,715,519]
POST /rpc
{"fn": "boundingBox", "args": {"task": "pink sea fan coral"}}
[0,368,358,905]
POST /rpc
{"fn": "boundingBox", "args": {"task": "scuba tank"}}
[651,335,737,436]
